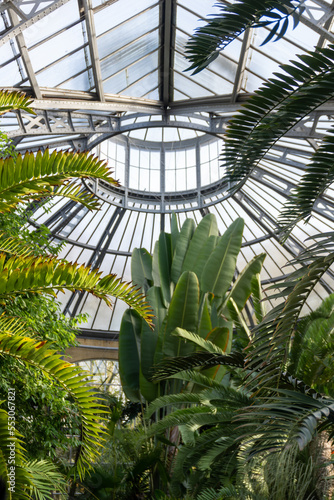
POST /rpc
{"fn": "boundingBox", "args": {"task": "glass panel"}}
[25,2,81,47]
[36,49,90,88]
[29,24,86,73]
[101,31,159,83]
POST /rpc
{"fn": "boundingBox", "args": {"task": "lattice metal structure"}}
[1,0,334,343]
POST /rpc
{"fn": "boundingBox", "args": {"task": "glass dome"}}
[1,0,334,340]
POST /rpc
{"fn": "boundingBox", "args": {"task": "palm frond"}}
[25,460,67,500]
[185,0,302,74]
[0,149,119,212]
[152,351,244,381]
[236,389,334,453]
[0,90,35,116]
[279,129,334,234]
[222,44,334,197]
[0,232,36,258]
[245,253,334,391]
[0,253,153,327]
[0,407,32,500]
[172,328,227,354]
[0,331,106,480]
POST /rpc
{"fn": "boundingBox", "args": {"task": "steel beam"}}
[6,9,42,99]
[64,207,126,317]
[159,0,176,105]
[0,0,72,46]
[231,28,252,102]
[81,0,105,101]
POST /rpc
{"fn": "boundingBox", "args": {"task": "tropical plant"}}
[118,213,265,404]
[186,0,305,73]
[149,238,334,498]
[186,0,334,237]
[0,90,153,499]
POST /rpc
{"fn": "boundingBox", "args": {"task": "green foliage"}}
[0,148,119,213]
[186,1,334,236]
[146,229,334,498]
[0,90,35,116]
[119,214,265,404]
[288,293,334,395]
[222,43,334,198]
[25,460,68,500]
[0,91,153,498]
[185,0,304,74]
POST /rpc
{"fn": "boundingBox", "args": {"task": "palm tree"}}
[0,90,153,499]
[186,0,334,237]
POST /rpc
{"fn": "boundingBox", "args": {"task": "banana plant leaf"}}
[161,271,200,358]
[119,309,143,402]
[221,253,266,316]
[201,218,244,297]
[182,213,218,273]
[158,232,174,307]
[131,248,153,293]
[171,218,195,283]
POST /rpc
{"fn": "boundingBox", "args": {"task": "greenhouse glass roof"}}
[1,0,334,336]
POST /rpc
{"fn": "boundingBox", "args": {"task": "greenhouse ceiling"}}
[1,0,334,337]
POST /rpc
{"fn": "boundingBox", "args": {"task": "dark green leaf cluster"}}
[185,0,303,74]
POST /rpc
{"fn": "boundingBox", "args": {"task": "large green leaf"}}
[201,218,244,297]
[152,240,161,286]
[131,248,153,293]
[162,271,200,358]
[203,327,231,380]
[147,285,167,332]
[140,288,165,382]
[193,235,218,285]
[182,214,218,274]
[171,218,195,283]
[158,232,174,307]
[118,309,142,402]
[251,273,265,323]
[139,367,158,403]
[198,296,212,338]
[170,212,179,254]
[221,253,266,316]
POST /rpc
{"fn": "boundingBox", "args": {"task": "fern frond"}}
[279,129,334,235]
[0,407,32,500]
[153,351,244,381]
[245,253,334,391]
[172,328,227,354]
[236,389,334,452]
[0,233,36,258]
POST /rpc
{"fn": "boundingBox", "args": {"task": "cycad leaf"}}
[0,149,118,213]
[0,331,107,480]
[185,0,299,73]
[0,90,35,115]
[279,127,334,236]
[0,253,154,327]
[222,44,334,200]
